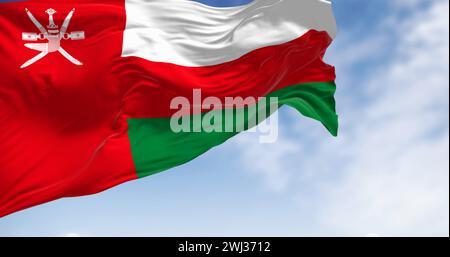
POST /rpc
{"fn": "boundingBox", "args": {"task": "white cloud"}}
[233,0,449,236]
[319,0,449,236]
[63,233,83,237]
[234,130,301,192]
[392,0,426,8]
[62,233,92,237]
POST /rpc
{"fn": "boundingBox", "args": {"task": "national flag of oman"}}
[0,0,339,217]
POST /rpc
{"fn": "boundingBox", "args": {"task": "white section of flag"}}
[122,0,337,67]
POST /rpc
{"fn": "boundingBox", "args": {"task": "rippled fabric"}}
[123,0,336,66]
[0,0,337,217]
[190,0,254,7]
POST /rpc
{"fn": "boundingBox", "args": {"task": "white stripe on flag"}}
[122,0,337,67]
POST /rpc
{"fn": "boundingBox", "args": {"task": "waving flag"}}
[0,0,338,217]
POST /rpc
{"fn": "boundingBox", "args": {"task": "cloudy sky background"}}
[0,0,448,236]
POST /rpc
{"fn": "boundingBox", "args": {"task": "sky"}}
[0,0,449,236]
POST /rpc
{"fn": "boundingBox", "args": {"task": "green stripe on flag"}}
[127,82,338,178]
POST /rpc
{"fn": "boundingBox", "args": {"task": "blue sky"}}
[0,0,448,236]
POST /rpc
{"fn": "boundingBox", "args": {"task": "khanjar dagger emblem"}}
[20,8,85,68]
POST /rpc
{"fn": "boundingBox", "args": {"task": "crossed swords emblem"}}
[21,8,85,68]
